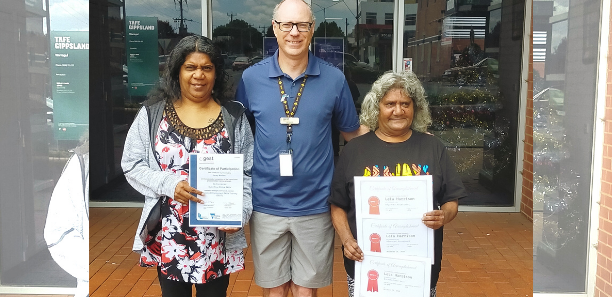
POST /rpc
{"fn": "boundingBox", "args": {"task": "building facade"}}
[0,0,87,294]
[88,0,611,295]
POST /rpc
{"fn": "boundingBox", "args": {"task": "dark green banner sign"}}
[50,31,89,141]
[126,16,159,98]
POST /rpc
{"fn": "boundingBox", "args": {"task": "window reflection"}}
[111,0,206,180]
[0,0,88,290]
[547,20,567,76]
[406,0,523,207]
[533,0,599,292]
[486,9,501,49]
[96,0,524,213]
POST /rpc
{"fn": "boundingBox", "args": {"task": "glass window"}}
[91,0,206,204]
[552,0,569,16]
[0,0,88,291]
[485,8,501,49]
[405,0,524,208]
[405,14,417,26]
[533,0,600,292]
[366,12,377,24]
[94,0,394,203]
[92,1,529,215]
[420,43,424,61]
[349,0,394,103]
[426,42,432,73]
[546,20,567,75]
[385,13,393,25]
[209,0,395,123]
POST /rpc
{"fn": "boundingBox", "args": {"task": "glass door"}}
[532,0,600,292]
[95,0,526,212]
[406,0,525,208]
[0,0,88,293]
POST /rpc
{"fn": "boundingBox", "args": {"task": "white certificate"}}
[354,254,431,297]
[188,153,244,227]
[360,218,430,259]
[355,176,433,218]
[354,175,435,263]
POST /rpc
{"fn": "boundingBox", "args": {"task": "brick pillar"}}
[595,0,612,294]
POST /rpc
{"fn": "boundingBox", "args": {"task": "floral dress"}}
[139,103,245,284]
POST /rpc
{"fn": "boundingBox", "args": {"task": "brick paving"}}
[89,208,532,297]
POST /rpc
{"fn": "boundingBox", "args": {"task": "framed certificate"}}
[188,153,244,227]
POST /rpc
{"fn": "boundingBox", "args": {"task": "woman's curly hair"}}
[359,71,432,132]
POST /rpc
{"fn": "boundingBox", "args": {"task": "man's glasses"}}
[274,20,313,32]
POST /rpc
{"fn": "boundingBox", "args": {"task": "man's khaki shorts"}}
[249,211,335,288]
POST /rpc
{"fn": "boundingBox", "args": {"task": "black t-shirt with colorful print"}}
[328,131,467,287]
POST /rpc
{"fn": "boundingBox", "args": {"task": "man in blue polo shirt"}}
[235,0,367,296]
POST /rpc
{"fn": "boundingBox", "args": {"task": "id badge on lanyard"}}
[279,150,293,176]
[277,75,307,177]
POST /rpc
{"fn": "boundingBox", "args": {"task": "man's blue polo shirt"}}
[236,50,360,217]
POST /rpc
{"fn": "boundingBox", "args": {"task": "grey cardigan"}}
[121,99,254,253]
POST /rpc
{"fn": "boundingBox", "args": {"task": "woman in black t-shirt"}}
[329,71,466,297]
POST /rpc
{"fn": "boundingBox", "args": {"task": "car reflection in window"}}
[443,57,499,86]
[534,87,565,130]
[535,87,565,116]
[232,56,250,71]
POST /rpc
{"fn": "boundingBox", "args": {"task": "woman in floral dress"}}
[122,35,254,297]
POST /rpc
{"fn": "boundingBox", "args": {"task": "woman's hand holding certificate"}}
[173,180,203,205]
[343,237,364,262]
[421,200,459,230]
